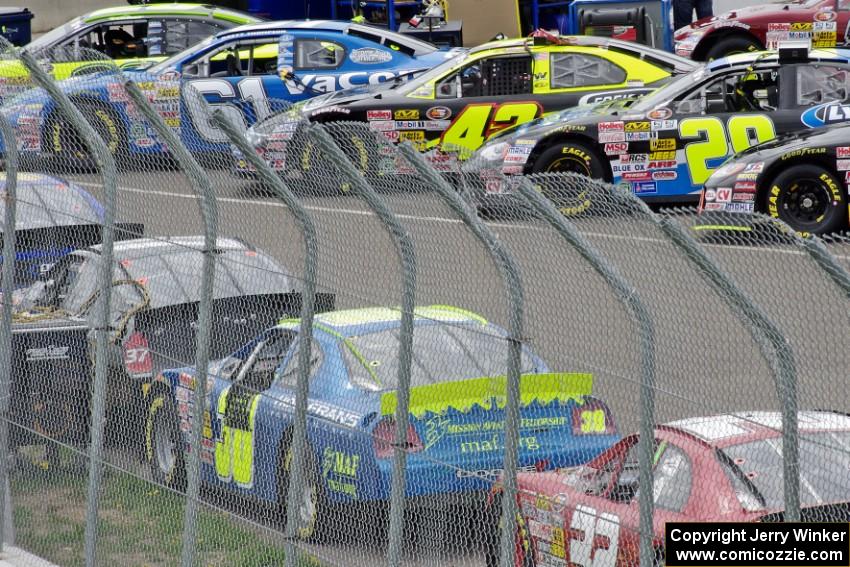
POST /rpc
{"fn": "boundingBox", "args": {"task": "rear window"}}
[721,431,850,510]
[550,52,625,89]
[1,179,100,231]
[117,248,293,308]
[341,322,542,390]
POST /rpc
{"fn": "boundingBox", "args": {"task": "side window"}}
[295,39,345,70]
[436,56,532,99]
[674,69,779,114]
[275,339,323,389]
[195,42,278,77]
[653,443,692,512]
[72,22,148,59]
[164,20,222,54]
[796,64,850,106]
[550,52,626,88]
[238,331,297,393]
[482,56,533,96]
[608,441,641,503]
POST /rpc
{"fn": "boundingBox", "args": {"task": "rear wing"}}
[0,222,144,288]
[132,291,335,377]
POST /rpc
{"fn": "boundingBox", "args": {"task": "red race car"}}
[674,0,849,60]
[495,411,850,567]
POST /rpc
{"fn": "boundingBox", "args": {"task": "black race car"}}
[0,173,123,289]
[233,34,695,174]
[700,123,850,235]
[466,47,850,214]
[10,236,330,455]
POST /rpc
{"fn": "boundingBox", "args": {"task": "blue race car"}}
[145,305,618,540]
[2,20,454,164]
[0,172,115,288]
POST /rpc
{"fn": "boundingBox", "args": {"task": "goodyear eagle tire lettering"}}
[531,141,606,216]
[146,393,186,491]
[766,164,847,235]
[48,102,125,164]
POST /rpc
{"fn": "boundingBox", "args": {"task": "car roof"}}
[0,173,101,232]
[83,3,257,25]
[664,411,850,447]
[705,48,850,72]
[280,305,489,336]
[218,19,353,38]
[91,236,251,258]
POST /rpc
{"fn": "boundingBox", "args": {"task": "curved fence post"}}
[512,177,657,567]
[122,80,219,567]
[212,111,320,567]
[654,213,799,521]
[396,143,525,567]
[0,111,18,553]
[18,48,120,567]
[307,123,416,567]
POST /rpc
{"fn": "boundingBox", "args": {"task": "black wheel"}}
[145,393,186,491]
[705,35,760,61]
[531,141,606,215]
[766,164,847,235]
[45,100,126,167]
[277,437,328,542]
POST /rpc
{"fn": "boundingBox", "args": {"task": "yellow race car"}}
[1,3,260,82]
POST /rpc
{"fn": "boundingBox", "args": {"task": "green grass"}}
[11,448,324,567]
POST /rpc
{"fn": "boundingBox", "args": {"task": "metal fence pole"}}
[656,213,799,520]
[396,143,525,567]
[122,80,219,567]
[0,111,19,553]
[512,177,657,567]
[307,124,416,567]
[213,111,320,567]
[798,236,850,299]
[18,49,120,565]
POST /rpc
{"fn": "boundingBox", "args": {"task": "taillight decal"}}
[123,331,152,377]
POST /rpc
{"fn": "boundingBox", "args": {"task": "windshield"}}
[395,50,469,96]
[25,20,77,53]
[149,34,216,73]
[342,322,541,391]
[722,431,850,510]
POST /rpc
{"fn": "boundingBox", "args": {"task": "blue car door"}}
[179,32,290,149]
[282,31,405,98]
[207,328,297,495]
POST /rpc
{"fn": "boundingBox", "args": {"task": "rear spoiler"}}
[134,291,335,373]
[380,372,593,418]
[0,222,143,287]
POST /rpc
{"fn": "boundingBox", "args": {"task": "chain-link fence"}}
[0,38,848,567]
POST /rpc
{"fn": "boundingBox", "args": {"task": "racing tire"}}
[45,100,127,171]
[705,36,760,61]
[531,141,606,216]
[484,493,535,567]
[277,437,329,543]
[146,393,186,492]
[288,126,373,195]
[765,164,847,235]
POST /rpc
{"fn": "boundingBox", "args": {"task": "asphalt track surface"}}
[59,168,850,567]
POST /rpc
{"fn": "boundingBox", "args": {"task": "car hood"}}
[300,79,403,113]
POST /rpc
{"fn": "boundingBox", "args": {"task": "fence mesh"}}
[0,39,846,567]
